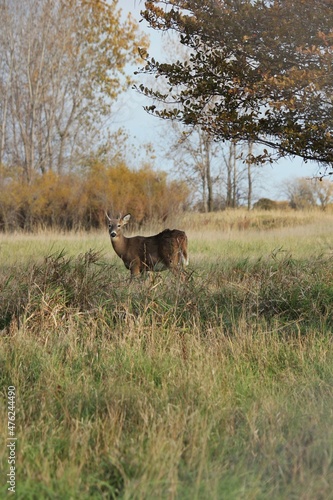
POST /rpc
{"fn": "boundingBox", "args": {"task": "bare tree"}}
[285,177,333,211]
[283,178,317,210]
[313,179,333,211]
[165,123,261,211]
[166,124,220,212]
[221,140,260,209]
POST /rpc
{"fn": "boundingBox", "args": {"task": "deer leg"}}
[129,261,141,279]
[168,262,187,282]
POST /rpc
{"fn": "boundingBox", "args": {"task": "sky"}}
[116,0,321,201]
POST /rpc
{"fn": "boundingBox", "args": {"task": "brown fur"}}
[106,213,188,277]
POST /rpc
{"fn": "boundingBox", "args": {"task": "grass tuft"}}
[1,212,333,497]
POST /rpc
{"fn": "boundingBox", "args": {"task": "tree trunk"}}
[204,134,213,212]
[202,168,208,212]
[226,145,233,208]
[232,142,237,208]
[247,141,253,210]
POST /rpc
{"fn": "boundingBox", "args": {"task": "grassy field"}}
[1,209,333,499]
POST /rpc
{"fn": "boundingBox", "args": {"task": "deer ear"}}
[122,214,131,224]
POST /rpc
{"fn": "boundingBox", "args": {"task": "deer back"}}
[124,229,188,273]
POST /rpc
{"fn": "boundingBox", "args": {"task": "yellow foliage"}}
[0,162,189,231]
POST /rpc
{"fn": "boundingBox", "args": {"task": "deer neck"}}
[111,233,128,259]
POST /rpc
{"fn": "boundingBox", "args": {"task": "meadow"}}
[1,209,333,499]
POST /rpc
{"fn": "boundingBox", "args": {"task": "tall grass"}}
[1,210,333,498]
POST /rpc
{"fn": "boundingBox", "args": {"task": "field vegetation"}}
[1,209,333,499]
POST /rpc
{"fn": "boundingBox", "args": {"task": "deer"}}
[106,213,189,278]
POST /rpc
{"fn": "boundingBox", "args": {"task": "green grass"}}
[1,210,333,498]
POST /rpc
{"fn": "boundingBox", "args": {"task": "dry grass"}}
[1,209,333,498]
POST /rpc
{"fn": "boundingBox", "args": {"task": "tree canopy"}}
[137,0,333,168]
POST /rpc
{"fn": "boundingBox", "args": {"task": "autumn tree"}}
[137,0,333,169]
[284,177,333,211]
[0,0,148,183]
[0,161,190,230]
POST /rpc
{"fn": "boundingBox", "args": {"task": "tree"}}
[224,141,238,208]
[247,142,254,211]
[166,125,218,212]
[220,140,259,209]
[283,178,316,210]
[283,177,333,211]
[312,179,333,211]
[165,123,258,211]
[137,0,333,168]
[0,0,148,183]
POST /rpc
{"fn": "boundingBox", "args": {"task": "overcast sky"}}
[116,0,321,201]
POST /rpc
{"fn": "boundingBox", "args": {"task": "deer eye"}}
[117,224,121,228]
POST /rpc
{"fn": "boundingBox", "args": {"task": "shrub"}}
[0,162,190,231]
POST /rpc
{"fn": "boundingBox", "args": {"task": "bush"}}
[0,162,190,231]
[253,198,279,210]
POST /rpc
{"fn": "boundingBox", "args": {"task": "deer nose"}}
[110,231,117,238]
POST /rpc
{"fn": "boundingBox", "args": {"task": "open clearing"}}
[1,210,333,499]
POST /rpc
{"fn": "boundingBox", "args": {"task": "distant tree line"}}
[254,178,333,211]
